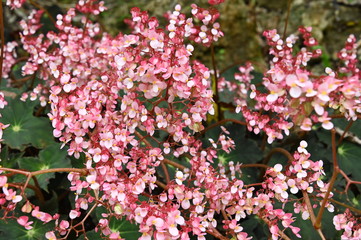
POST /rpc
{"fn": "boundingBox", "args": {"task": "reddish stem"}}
[201,118,247,134]
[314,129,339,229]
[0,0,4,86]
[326,198,361,215]
[206,227,230,240]
[282,0,293,40]
[29,0,56,25]
[262,217,292,240]
[337,120,354,145]
[302,190,326,240]
[7,182,45,205]
[264,147,294,165]
[161,162,170,184]
[163,158,186,171]
[240,163,269,169]
[339,169,361,196]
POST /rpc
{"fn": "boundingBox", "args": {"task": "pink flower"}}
[317,77,337,102]
[114,55,126,69]
[294,164,307,179]
[297,140,308,154]
[86,174,100,189]
[32,207,52,223]
[146,216,165,230]
[69,210,80,219]
[5,188,22,203]
[45,231,57,240]
[17,216,33,230]
[168,223,179,236]
[266,83,284,102]
[132,178,145,194]
[175,171,185,185]
[59,220,70,235]
[318,113,334,130]
[139,233,152,240]
[0,176,7,187]
[287,179,299,194]
[286,74,302,98]
[134,207,148,223]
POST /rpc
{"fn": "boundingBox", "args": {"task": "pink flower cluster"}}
[5,0,26,9]
[187,4,224,47]
[265,141,328,201]
[221,27,361,143]
[1,42,18,80]
[76,0,106,15]
[10,2,228,239]
[255,140,334,239]
[0,93,8,152]
[333,209,361,240]
[218,62,254,111]
[0,174,22,219]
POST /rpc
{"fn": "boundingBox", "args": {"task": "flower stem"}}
[314,129,339,229]
[201,118,247,134]
[302,190,326,240]
[0,1,4,87]
[282,0,293,41]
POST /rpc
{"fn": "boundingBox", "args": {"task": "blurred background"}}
[4,0,361,73]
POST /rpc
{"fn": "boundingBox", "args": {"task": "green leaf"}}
[36,191,59,214]
[282,201,336,240]
[17,143,70,190]
[241,216,266,239]
[221,123,262,164]
[77,230,101,240]
[1,98,54,150]
[17,157,52,190]
[333,118,361,140]
[314,128,331,146]
[94,205,107,220]
[219,65,240,103]
[70,153,86,168]
[308,130,332,163]
[94,206,141,239]
[38,143,69,169]
[0,218,53,240]
[204,122,262,184]
[109,217,141,239]
[337,142,361,181]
